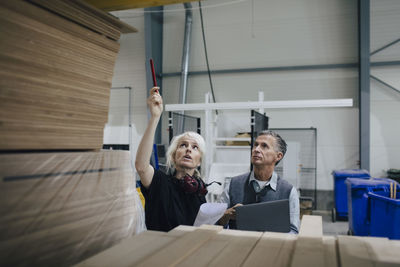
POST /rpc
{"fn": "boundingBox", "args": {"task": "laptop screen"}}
[235,199,290,232]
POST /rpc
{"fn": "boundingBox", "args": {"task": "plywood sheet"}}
[0,151,145,267]
[243,232,296,267]
[84,0,197,11]
[77,215,400,267]
[136,228,222,267]
[77,231,176,267]
[0,0,127,150]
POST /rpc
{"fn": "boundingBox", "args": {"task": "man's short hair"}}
[257,130,287,166]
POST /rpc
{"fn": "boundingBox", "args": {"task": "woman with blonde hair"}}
[135,87,207,231]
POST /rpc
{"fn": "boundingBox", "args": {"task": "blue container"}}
[368,188,400,240]
[332,169,370,219]
[346,178,394,236]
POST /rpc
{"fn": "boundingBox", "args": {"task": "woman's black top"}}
[141,170,206,232]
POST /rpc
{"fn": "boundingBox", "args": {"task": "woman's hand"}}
[218,203,243,226]
[147,87,163,118]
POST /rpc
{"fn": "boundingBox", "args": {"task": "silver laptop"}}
[235,199,290,232]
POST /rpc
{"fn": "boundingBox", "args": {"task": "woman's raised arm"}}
[135,87,163,188]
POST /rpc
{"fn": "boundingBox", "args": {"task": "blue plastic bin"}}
[368,188,400,240]
[346,177,394,236]
[332,169,370,220]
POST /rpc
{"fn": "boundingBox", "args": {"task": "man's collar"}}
[248,171,278,191]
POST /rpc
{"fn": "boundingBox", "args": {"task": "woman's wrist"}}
[149,115,161,124]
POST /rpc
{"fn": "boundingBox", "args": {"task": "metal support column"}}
[145,7,163,143]
[177,3,193,134]
[358,0,370,170]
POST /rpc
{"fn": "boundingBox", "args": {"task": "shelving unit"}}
[165,92,352,201]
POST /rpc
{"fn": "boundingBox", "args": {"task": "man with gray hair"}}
[218,130,300,233]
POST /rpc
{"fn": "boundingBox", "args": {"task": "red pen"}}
[149,58,158,93]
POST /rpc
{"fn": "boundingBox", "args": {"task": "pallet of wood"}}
[0,0,136,150]
[78,215,400,267]
[0,150,145,267]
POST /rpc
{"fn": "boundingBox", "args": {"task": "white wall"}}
[162,0,359,191]
[104,9,148,170]
[370,0,400,177]
[108,0,400,191]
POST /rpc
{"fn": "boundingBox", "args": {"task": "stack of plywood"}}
[0,1,144,266]
[0,0,137,150]
[0,150,145,266]
[77,216,400,267]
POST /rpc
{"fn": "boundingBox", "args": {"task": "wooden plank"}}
[136,228,222,267]
[168,225,197,236]
[290,236,325,267]
[0,72,110,102]
[290,215,324,267]
[0,16,117,81]
[0,41,115,82]
[76,231,175,267]
[0,82,109,112]
[0,194,138,237]
[79,226,220,267]
[0,151,144,267]
[0,209,141,266]
[359,237,400,266]
[0,124,105,150]
[29,0,121,40]
[337,236,376,267]
[79,225,221,267]
[0,20,117,65]
[0,166,133,197]
[322,236,339,267]
[0,56,112,95]
[175,238,229,267]
[28,0,137,38]
[84,0,198,11]
[0,0,120,52]
[69,0,138,33]
[0,0,126,150]
[298,215,323,237]
[0,169,135,215]
[0,151,131,176]
[171,225,227,267]
[74,226,400,267]
[62,0,137,34]
[197,224,224,231]
[0,150,135,221]
[243,232,297,267]
[337,236,400,267]
[0,100,108,124]
[205,229,263,267]
[0,196,140,244]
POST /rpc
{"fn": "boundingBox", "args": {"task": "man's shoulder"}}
[276,174,295,190]
[229,172,250,187]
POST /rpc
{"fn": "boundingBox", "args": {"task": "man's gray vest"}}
[228,172,293,229]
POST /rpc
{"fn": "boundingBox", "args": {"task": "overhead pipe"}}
[177,3,193,133]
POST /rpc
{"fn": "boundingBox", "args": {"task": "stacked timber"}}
[0,1,144,266]
[0,151,145,266]
[0,0,137,150]
[77,216,400,267]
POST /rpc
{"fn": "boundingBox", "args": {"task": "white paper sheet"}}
[193,203,228,227]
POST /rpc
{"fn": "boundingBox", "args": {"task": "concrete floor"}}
[310,210,349,236]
